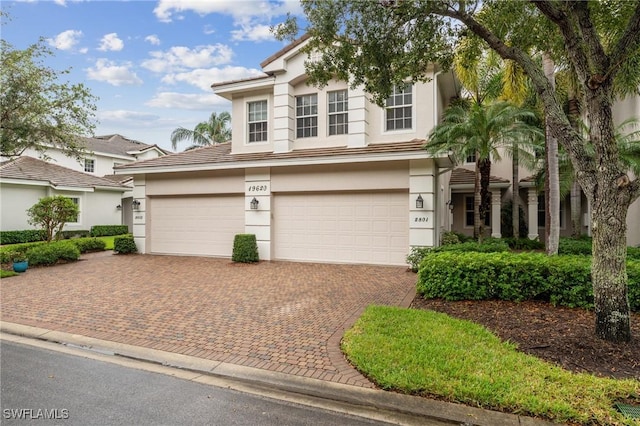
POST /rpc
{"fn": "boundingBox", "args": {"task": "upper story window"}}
[385,83,413,131]
[466,154,476,164]
[328,90,348,136]
[296,94,318,138]
[248,100,268,143]
[84,159,95,173]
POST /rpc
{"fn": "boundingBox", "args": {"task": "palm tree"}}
[170,111,232,151]
[426,100,542,240]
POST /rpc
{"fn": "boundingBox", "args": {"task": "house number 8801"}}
[414,217,428,222]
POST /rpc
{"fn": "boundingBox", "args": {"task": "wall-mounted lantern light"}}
[250,197,259,210]
[132,199,141,210]
[415,194,424,209]
[447,200,454,211]
[116,204,122,210]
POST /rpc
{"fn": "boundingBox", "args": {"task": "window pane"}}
[248,100,268,143]
[385,84,412,131]
[296,94,318,138]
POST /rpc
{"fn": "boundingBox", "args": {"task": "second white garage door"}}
[273,192,409,265]
[149,195,244,257]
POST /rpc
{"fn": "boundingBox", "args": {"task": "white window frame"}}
[84,159,95,173]
[537,195,566,229]
[247,99,269,144]
[327,90,348,136]
[464,195,490,228]
[384,83,414,133]
[66,196,81,225]
[296,93,318,139]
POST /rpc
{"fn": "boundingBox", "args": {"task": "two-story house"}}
[0,134,168,233]
[116,36,458,265]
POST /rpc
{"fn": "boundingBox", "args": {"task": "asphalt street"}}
[0,340,392,426]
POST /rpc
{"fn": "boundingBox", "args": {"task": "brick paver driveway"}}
[1,252,416,387]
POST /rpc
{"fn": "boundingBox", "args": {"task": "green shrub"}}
[90,225,129,237]
[60,230,90,239]
[440,231,460,246]
[0,242,45,263]
[0,229,46,245]
[26,241,80,266]
[417,252,639,312]
[558,238,593,256]
[232,234,259,263]
[406,240,509,272]
[71,237,106,253]
[114,235,137,254]
[628,246,640,261]
[406,246,432,272]
[504,237,544,251]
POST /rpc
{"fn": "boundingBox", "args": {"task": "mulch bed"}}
[409,297,640,381]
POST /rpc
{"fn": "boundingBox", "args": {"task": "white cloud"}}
[54,0,67,6]
[146,92,230,110]
[141,44,234,73]
[86,59,143,86]
[98,110,161,124]
[203,25,215,35]
[161,66,265,91]
[98,33,124,52]
[230,24,274,42]
[145,35,161,45]
[47,30,83,51]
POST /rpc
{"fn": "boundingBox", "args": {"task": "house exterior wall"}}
[0,183,123,231]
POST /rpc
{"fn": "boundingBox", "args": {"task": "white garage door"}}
[273,192,409,265]
[150,195,244,257]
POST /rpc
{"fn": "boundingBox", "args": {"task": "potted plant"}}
[8,250,29,273]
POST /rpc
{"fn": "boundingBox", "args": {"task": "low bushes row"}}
[26,241,81,266]
[407,239,509,272]
[0,229,45,245]
[558,237,640,260]
[417,251,640,312]
[1,237,106,265]
[91,225,128,237]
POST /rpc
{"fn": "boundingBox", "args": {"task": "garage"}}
[273,192,409,265]
[149,195,244,257]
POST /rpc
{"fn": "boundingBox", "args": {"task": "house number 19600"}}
[414,217,429,223]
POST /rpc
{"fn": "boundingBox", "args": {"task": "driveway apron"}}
[0,253,417,387]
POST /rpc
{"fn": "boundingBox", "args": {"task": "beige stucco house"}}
[116,36,458,265]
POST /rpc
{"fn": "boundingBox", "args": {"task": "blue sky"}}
[2,0,305,152]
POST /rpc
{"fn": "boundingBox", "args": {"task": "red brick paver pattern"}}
[1,253,416,387]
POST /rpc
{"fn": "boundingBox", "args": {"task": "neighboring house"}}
[115,35,458,266]
[16,134,168,232]
[0,156,129,232]
[440,93,640,247]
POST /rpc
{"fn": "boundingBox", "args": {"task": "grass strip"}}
[342,305,639,425]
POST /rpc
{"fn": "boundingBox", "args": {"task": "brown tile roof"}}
[211,74,273,88]
[101,174,133,185]
[260,33,311,68]
[449,167,510,186]
[116,139,430,171]
[81,134,170,157]
[0,156,128,190]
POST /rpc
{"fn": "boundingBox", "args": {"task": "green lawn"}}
[342,305,639,425]
[0,269,19,278]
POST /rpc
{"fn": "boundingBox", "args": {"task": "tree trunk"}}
[478,157,492,241]
[512,147,520,238]
[474,157,482,241]
[567,97,583,237]
[543,53,559,255]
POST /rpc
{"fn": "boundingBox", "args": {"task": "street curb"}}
[1,322,555,426]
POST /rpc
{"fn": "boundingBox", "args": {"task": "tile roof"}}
[260,33,311,68]
[116,139,430,171]
[449,167,511,186]
[0,156,129,190]
[81,134,170,157]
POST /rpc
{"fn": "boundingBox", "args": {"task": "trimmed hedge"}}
[417,251,639,312]
[504,237,544,251]
[0,229,45,245]
[91,225,129,237]
[406,239,509,272]
[0,242,45,263]
[60,230,90,239]
[26,241,80,266]
[114,235,137,254]
[232,234,259,263]
[71,237,106,253]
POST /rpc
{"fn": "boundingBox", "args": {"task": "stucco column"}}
[409,159,436,248]
[490,191,502,238]
[347,85,369,148]
[273,82,294,153]
[245,168,271,260]
[527,188,539,240]
[132,175,146,253]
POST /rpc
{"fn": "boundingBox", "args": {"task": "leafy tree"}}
[426,101,541,240]
[277,1,640,342]
[1,34,97,159]
[170,111,232,151]
[27,196,79,242]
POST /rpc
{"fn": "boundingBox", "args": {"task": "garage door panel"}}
[274,192,408,265]
[150,196,244,257]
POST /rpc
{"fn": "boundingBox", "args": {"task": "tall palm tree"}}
[426,100,542,240]
[170,111,232,151]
